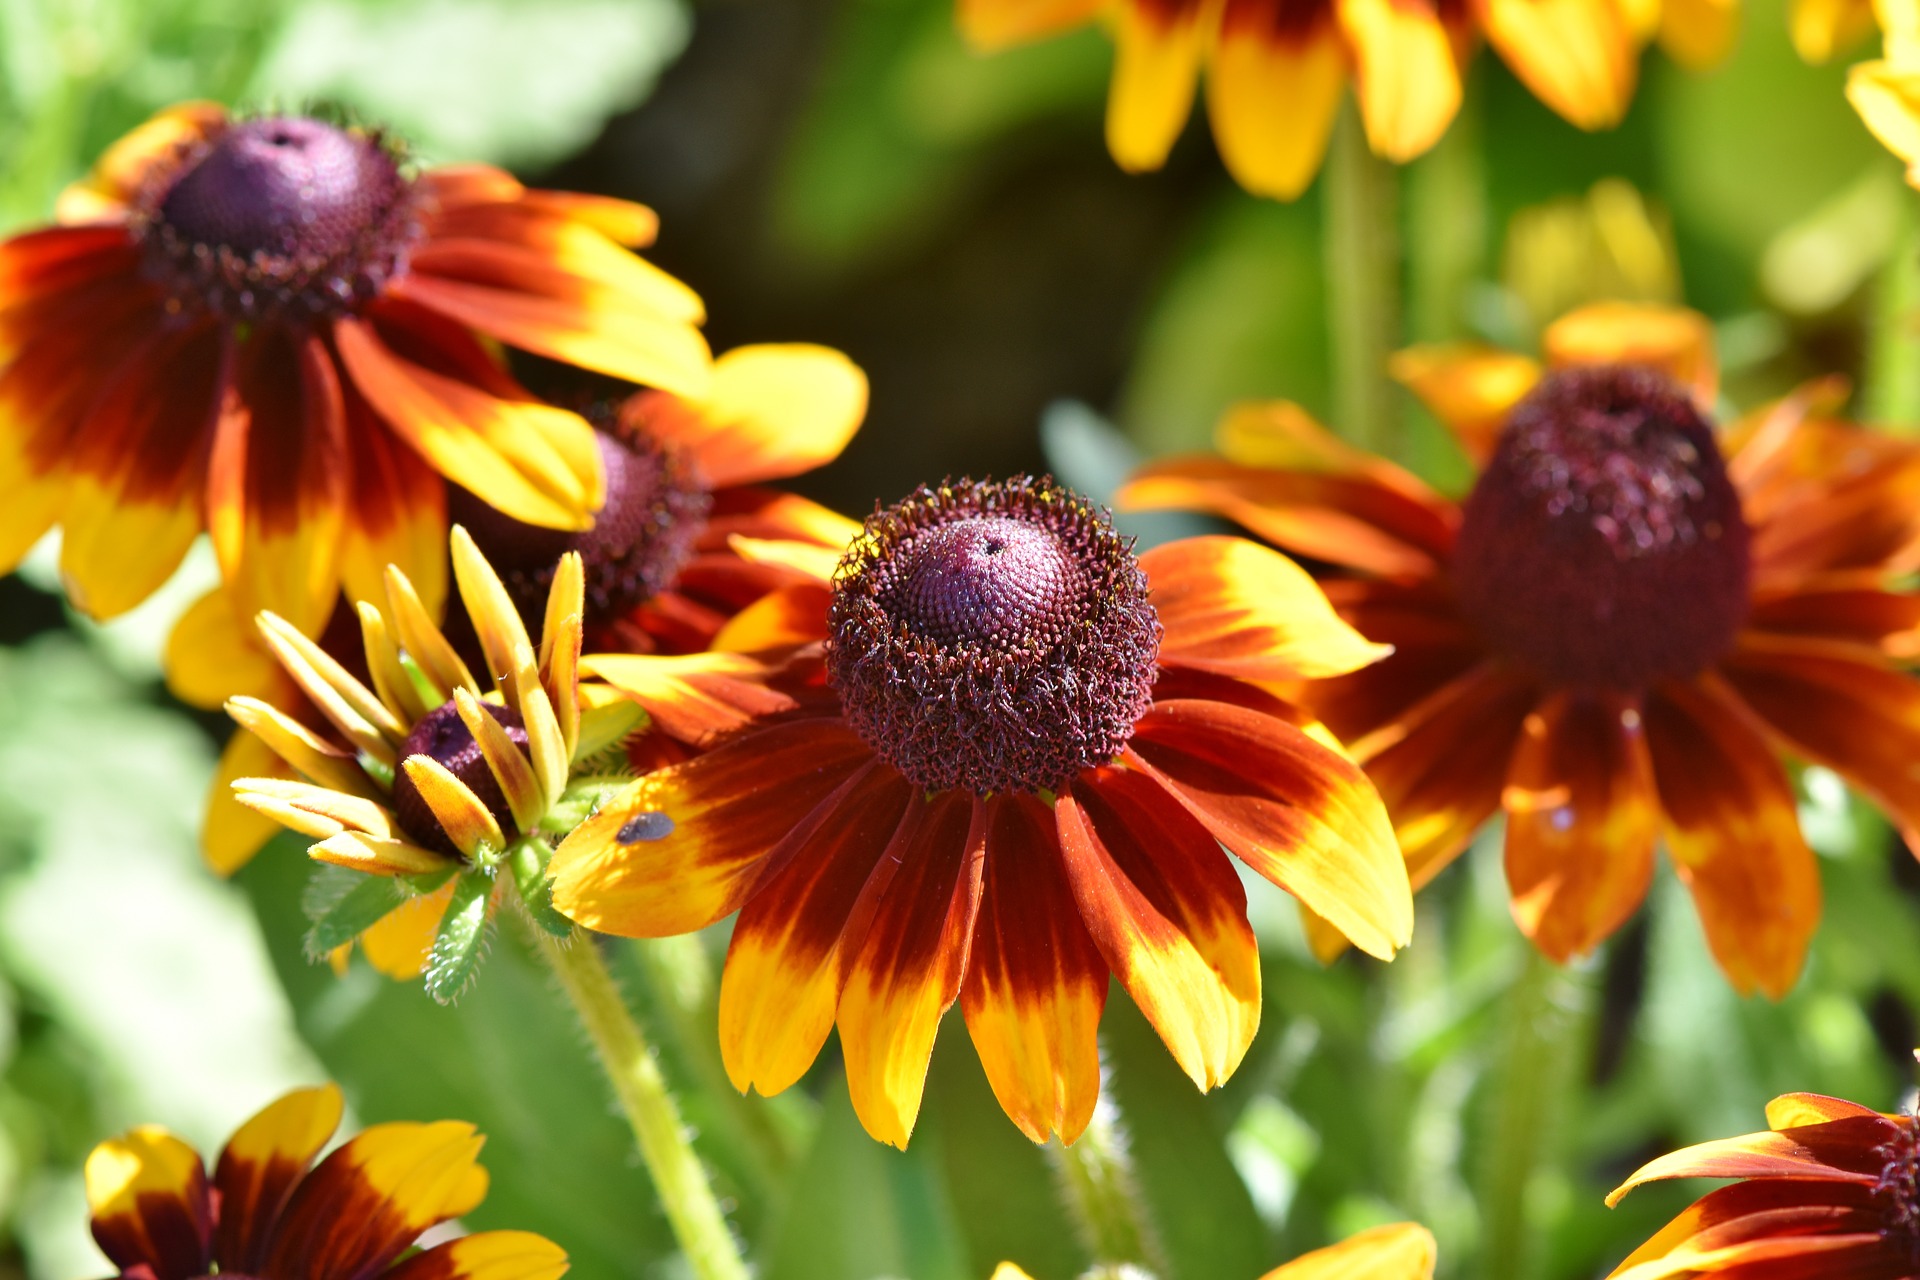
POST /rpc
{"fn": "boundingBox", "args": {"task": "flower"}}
[1848,38,1920,187]
[1119,302,1920,996]
[1605,1087,1920,1278]
[85,1083,566,1280]
[955,0,1729,202]
[549,475,1411,1147]
[172,341,867,876]
[989,1222,1435,1280]
[0,101,711,638]
[225,525,751,997]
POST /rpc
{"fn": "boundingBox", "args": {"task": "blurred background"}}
[2,1,1919,1277]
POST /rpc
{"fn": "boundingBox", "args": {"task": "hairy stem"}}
[1322,100,1404,457]
[1049,1103,1166,1278]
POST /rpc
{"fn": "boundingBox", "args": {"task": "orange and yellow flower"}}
[224,526,769,995]
[174,341,866,877]
[86,1083,565,1280]
[991,1221,1436,1279]
[1605,1086,1920,1277]
[549,475,1411,1148]
[0,101,710,640]
[956,0,1730,201]
[1121,302,1920,997]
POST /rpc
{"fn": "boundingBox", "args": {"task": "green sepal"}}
[572,700,648,765]
[304,874,409,962]
[540,775,634,835]
[423,868,495,1005]
[508,841,573,937]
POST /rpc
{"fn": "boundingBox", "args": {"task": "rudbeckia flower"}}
[1605,1087,1920,1277]
[226,526,744,998]
[86,1083,565,1280]
[956,0,1728,202]
[0,101,710,638]
[549,475,1412,1148]
[1121,302,1920,997]
[173,341,866,877]
[990,1221,1436,1279]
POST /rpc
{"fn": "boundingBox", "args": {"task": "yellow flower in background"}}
[989,1221,1436,1279]
[1122,302,1920,997]
[955,0,1733,201]
[0,101,710,636]
[86,1084,565,1280]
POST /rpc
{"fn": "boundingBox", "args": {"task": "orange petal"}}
[59,324,227,619]
[1748,580,1920,656]
[1605,1123,1892,1207]
[391,271,711,400]
[263,1120,489,1280]
[1206,3,1346,200]
[85,1126,211,1280]
[1480,0,1636,131]
[1542,302,1718,408]
[1106,0,1207,173]
[517,188,660,247]
[550,719,872,936]
[1501,691,1659,962]
[410,224,701,327]
[1350,662,1537,891]
[1741,418,1920,586]
[579,651,800,742]
[1765,1093,1884,1129]
[1307,577,1485,748]
[709,581,834,653]
[1338,0,1461,162]
[1259,1222,1437,1280]
[333,317,599,531]
[382,1231,569,1280]
[719,763,915,1098]
[338,385,448,616]
[1055,767,1260,1090]
[1644,678,1818,999]
[206,329,348,636]
[958,0,1104,46]
[1119,456,1455,577]
[1388,343,1540,466]
[1128,698,1411,959]
[626,344,868,489]
[1144,536,1391,681]
[836,790,984,1148]
[1212,398,1445,500]
[211,1085,344,1274]
[1718,633,1920,838]
[962,793,1108,1144]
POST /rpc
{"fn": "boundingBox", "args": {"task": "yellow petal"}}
[1206,17,1346,200]
[1106,1,1207,173]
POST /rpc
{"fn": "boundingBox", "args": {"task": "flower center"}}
[389,701,528,856]
[450,421,711,629]
[827,476,1160,795]
[1450,365,1751,692]
[1877,1120,1920,1259]
[139,116,417,322]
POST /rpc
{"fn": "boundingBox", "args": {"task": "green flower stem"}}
[1322,100,1404,458]
[1865,194,1920,430]
[1049,1104,1165,1278]
[1406,79,1486,344]
[532,922,751,1280]
[1479,947,1590,1280]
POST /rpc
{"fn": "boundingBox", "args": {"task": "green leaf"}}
[506,843,571,938]
[422,869,493,1005]
[304,873,410,960]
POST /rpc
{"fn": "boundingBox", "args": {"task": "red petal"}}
[211,1085,344,1273]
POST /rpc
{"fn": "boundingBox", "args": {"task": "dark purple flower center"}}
[389,701,528,856]
[1877,1119,1920,1258]
[139,116,417,322]
[1451,365,1751,692]
[827,476,1160,796]
[449,421,710,629]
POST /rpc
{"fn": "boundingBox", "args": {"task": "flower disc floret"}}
[1452,364,1752,691]
[451,421,710,628]
[826,476,1160,795]
[137,115,418,321]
